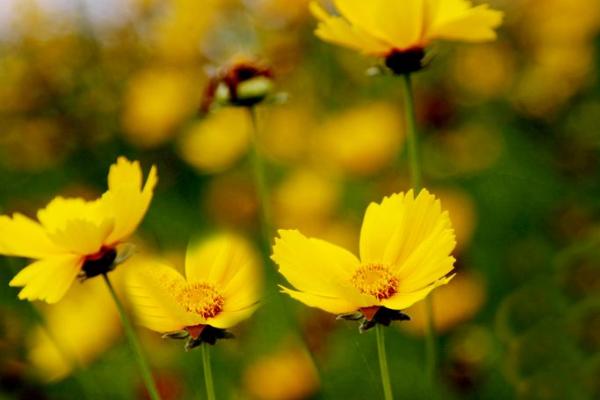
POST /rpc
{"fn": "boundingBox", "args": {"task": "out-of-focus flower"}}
[201,57,274,113]
[204,172,258,229]
[243,344,320,400]
[272,189,455,331]
[126,234,261,348]
[150,0,221,62]
[311,0,503,74]
[28,278,121,381]
[437,188,476,252]
[274,168,340,231]
[178,108,251,174]
[251,0,311,26]
[511,0,600,118]
[451,43,515,100]
[261,105,313,164]
[122,68,200,148]
[313,103,403,177]
[0,157,157,303]
[425,123,503,178]
[403,272,485,334]
[0,118,67,171]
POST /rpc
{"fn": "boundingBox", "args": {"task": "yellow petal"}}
[426,0,503,43]
[103,157,158,245]
[185,234,262,324]
[373,0,425,49]
[310,2,391,55]
[125,259,199,333]
[280,286,357,314]
[0,213,62,258]
[47,218,114,255]
[360,189,455,273]
[9,255,82,304]
[382,274,454,310]
[37,197,106,233]
[272,229,362,303]
[208,304,259,329]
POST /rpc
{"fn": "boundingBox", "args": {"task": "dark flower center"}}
[81,247,117,279]
[385,48,426,75]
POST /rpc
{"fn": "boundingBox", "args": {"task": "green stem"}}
[202,345,216,400]
[102,274,161,400]
[376,325,394,400]
[400,73,422,191]
[400,73,436,385]
[424,295,436,384]
[247,106,274,247]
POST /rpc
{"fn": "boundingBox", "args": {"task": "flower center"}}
[351,264,398,300]
[81,247,117,279]
[175,282,224,319]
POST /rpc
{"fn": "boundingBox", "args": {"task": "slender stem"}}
[424,295,436,384]
[376,325,394,400]
[400,73,437,384]
[102,274,161,400]
[400,73,421,191]
[247,106,274,247]
[202,345,216,400]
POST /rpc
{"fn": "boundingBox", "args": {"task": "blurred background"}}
[0,0,599,399]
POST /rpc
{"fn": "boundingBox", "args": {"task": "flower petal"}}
[208,304,259,329]
[37,197,106,232]
[125,259,199,333]
[426,0,503,43]
[103,157,158,245]
[360,190,456,276]
[185,234,262,325]
[280,286,357,314]
[272,229,362,303]
[311,2,391,55]
[9,255,82,304]
[382,274,454,310]
[0,213,62,258]
[47,219,114,255]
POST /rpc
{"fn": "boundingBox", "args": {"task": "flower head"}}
[311,0,503,73]
[272,189,455,330]
[126,234,262,348]
[0,157,157,303]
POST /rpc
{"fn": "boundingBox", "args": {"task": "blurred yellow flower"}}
[243,344,320,400]
[0,157,157,303]
[272,189,455,328]
[178,108,251,174]
[28,278,121,381]
[311,0,503,72]
[122,68,199,148]
[126,234,262,347]
[314,102,403,176]
[274,168,340,231]
[402,272,485,334]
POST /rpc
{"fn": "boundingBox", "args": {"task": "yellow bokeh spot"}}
[122,68,200,148]
[314,102,403,176]
[178,108,251,174]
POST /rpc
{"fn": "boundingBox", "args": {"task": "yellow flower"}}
[243,343,320,400]
[0,157,157,303]
[177,107,251,174]
[311,0,503,73]
[272,189,455,328]
[28,278,121,381]
[126,234,262,347]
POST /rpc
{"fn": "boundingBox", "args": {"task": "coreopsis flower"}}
[0,157,157,304]
[126,234,262,349]
[201,57,274,113]
[272,189,455,331]
[311,0,503,74]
